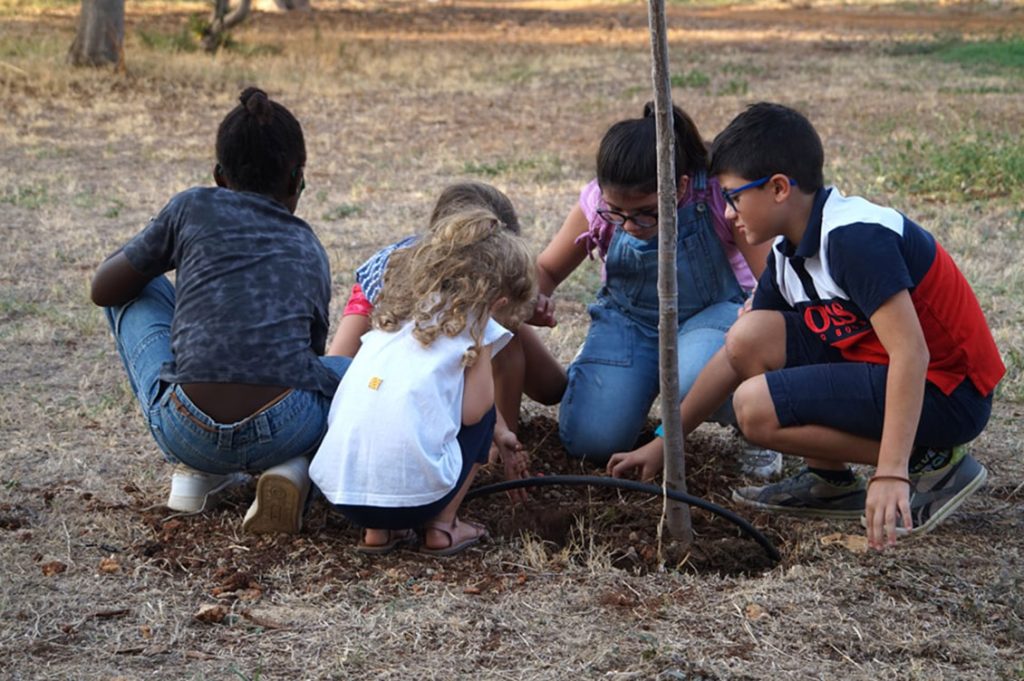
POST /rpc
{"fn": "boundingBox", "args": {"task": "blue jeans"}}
[559,301,739,463]
[105,276,350,475]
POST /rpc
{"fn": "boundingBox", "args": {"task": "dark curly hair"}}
[215,87,306,197]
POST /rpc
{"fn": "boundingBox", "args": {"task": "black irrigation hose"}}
[466,474,781,564]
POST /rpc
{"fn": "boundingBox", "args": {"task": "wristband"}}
[867,474,912,488]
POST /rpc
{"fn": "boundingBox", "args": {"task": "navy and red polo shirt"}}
[753,187,1005,397]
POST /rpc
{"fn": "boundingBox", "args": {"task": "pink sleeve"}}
[703,177,756,291]
[573,179,614,260]
[342,283,374,317]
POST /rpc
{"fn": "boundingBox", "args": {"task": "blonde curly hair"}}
[374,205,536,367]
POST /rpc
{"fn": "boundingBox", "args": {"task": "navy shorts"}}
[764,312,992,448]
[333,407,496,530]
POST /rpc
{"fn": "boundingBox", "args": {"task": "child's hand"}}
[865,476,913,550]
[491,427,530,504]
[737,296,754,319]
[606,439,664,482]
[527,294,557,328]
[737,285,756,318]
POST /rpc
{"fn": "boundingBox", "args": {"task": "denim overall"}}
[559,172,746,461]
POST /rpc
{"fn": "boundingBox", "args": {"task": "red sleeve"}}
[342,283,374,317]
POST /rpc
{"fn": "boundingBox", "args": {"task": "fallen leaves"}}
[40,560,67,576]
[820,532,869,554]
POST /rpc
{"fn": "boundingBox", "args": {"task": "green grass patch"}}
[462,155,566,182]
[889,37,1024,75]
[716,78,749,96]
[670,69,711,89]
[137,22,200,54]
[322,203,362,221]
[936,38,1024,72]
[1,185,50,209]
[872,131,1024,201]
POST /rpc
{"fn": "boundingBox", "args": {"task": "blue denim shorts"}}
[766,311,992,448]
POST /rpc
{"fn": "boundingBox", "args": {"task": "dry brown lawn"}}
[1,1,1023,679]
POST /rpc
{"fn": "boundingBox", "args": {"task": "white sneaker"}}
[739,444,784,481]
[167,464,249,513]
[242,456,311,535]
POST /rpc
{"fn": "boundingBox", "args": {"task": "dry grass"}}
[2,1,1024,679]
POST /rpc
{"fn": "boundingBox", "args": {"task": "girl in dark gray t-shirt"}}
[91,88,350,535]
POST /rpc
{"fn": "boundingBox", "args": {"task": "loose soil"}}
[2,1,1023,679]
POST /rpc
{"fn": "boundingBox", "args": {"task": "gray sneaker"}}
[899,447,987,537]
[732,468,866,518]
[739,445,784,480]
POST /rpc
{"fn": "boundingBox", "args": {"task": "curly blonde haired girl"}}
[375,207,536,367]
[310,204,536,556]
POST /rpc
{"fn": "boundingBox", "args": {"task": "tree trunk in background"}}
[67,0,125,68]
[202,0,253,53]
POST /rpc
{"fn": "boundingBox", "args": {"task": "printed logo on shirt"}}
[368,377,383,390]
[802,300,870,343]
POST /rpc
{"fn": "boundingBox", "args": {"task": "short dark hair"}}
[215,87,306,197]
[596,102,708,194]
[709,102,824,193]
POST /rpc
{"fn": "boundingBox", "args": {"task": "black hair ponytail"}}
[215,87,306,198]
[597,102,708,194]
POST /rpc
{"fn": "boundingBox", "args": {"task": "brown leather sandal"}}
[419,518,489,556]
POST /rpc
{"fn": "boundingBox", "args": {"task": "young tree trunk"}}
[67,0,125,68]
[202,0,253,53]
[646,0,693,546]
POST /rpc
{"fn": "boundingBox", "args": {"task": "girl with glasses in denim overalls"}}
[536,103,774,471]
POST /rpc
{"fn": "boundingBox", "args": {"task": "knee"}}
[492,335,525,375]
[725,311,782,378]
[733,378,778,446]
[559,412,634,464]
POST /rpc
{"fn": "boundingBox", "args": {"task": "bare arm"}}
[607,345,743,479]
[535,204,591,297]
[462,343,495,426]
[90,250,153,307]
[865,290,928,549]
[327,313,371,357]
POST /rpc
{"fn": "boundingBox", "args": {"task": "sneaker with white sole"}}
[861,447,988,538]
[167,464,249,513]
[733,467,867,518]
[242,456,311,534]
[739,444,784,480]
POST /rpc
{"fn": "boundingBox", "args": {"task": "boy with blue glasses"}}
[608,102,1004,550]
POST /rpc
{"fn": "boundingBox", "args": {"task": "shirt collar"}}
[776,187,831,259]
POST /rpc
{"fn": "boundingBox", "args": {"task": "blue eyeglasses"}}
[721,176,797,212]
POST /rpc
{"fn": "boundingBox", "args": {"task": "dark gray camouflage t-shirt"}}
[122,187,339,397]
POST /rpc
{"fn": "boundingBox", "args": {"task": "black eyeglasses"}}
[596,208,659,229]
[721,176,796,212]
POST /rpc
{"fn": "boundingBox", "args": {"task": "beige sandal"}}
[420,518,489,556]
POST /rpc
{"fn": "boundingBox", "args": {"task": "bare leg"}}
[492,325,566,435]
[424,464,485,551]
